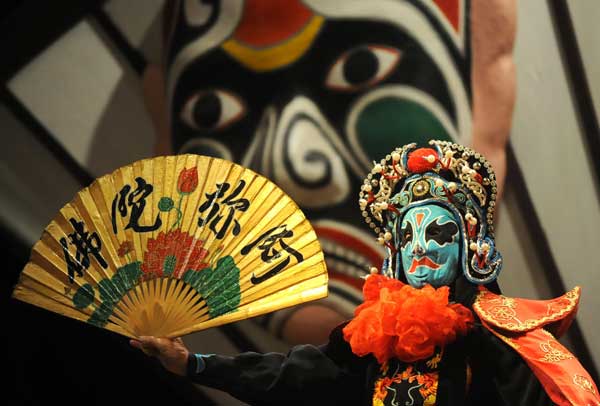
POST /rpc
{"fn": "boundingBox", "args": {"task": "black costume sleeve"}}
[186,322,368,405]
[466,324,553,406]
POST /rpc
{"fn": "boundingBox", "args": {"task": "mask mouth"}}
[407,256,441,274]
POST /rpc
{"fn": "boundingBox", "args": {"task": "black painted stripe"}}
[329,284,363,306]
[1,87,94,187]
[507,145,599,383]
[90,8,147,76]
[547,0,600,192]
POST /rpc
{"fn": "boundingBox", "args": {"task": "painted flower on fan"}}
[141,229,209,279]
[177,167,199,194]
[117,241,133,257]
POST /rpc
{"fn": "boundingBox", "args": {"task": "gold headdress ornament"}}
[358,140,502,284]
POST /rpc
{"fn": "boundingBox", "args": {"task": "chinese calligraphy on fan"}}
[111,177,162,234]
[198,179,250,239]
[60,218,108,283]
[241,224,305,285]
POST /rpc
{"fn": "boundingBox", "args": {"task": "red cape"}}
[474,286,599,406]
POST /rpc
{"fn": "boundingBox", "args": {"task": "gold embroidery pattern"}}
[573,374,596,394]
[539,340,573,363]
[489,305,516,320]
[473,287,580,332]
[373,354,441,406]
[547,298,571,316]
[426,350,443,369]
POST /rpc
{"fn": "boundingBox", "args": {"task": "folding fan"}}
[12,155,328,338]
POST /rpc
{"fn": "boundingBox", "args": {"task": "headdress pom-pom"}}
[407,148,439,173]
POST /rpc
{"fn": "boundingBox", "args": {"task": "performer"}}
[132,141,599,405]
[142,0,517,345]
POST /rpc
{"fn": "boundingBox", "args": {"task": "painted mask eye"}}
[325,45,401,92]
[181,89,246,131]
[426,219,459,245]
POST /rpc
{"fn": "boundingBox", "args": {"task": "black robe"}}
[186,320,552,406]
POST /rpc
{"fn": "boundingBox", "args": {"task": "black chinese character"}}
[112,177,162,234]
[60,218,108,283]
[198,180,250,239]
[241,225,304,284]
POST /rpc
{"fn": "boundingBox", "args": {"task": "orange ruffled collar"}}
[343,274,474,364]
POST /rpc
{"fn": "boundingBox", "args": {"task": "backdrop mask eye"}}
[181,89,246,131]
[325,45,401,92]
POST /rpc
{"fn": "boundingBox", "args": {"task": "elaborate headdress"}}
[359,140,502,284]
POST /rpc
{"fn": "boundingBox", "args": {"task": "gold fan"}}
[12,155,328,338]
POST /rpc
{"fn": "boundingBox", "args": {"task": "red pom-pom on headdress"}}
[407,148,439,173]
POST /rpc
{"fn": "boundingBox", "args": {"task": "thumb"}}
[131,336,162,357]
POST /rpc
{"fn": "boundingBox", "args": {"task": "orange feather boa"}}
[343,274,474,364]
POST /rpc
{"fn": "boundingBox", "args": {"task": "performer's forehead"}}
[402,205,454,227]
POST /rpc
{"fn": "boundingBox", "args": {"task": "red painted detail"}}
[387,204,400,214]
[367,191,375,204]
[233,0,314,47]
[408,257,441,274]
[467,222,476,238]
[433,0,460,33]
[384,241,397,254]
[476,253,486,269]
[442,185,455,202]
[416,212,425,227]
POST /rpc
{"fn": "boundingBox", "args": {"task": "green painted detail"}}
[88,301,114,328]
[81,261,142,328]
[73,283,94,309]
[182,256,241,318]
[110,273,127,297]
[98,279,120,304]
[117,261,143,290]
[356,97,451,162]
[163,255,177,276]
[158,196,174,212]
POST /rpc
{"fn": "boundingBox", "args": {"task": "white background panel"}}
[495,189,552,299]
[8,20,155,178]
[103,0,166,64]
[510,0,599,365]
[0,104,81,244]
[567,0,600,125]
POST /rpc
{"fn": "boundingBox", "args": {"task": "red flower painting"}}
[177,167,199,194]
[141,230,209,279]
[117,241,133,257]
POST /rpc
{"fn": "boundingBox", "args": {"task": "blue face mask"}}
[398,205,460,288]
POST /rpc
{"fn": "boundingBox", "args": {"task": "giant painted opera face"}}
[165,0,472,303]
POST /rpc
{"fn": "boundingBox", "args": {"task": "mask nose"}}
[412,243,425,257]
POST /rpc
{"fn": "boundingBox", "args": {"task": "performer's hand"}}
[130,336,189,376]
